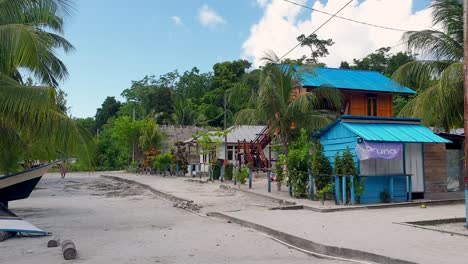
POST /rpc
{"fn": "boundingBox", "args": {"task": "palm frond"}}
[403,29,463,61]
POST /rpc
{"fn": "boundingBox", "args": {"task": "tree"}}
[0,0,75,87]
[392,0,463,130]
[139,119,165,169]
[311,141,332,190]
[234,52,342,154]
[297,34,334,64]
[95,96,122,132]
[75,117,96,135]
[172,95,197,126]
[287,129,312,198]
[342,47,415,77]
[121,75,175,124]
[0,0,94,173]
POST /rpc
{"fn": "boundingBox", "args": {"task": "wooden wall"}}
[423,143,448,193]
[342,91,393,117]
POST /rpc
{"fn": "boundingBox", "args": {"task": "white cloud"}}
[171,16,183,26]
[242,0,433,68]
[198,5,226,29]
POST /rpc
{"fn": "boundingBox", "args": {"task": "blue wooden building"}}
[313,116,450,204]
[298,68,451,204]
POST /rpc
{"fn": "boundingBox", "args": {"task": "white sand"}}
[0,172,343,264]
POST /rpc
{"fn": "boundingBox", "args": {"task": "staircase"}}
[237,126,271,170]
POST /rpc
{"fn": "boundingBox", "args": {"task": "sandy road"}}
[0,172,346,264]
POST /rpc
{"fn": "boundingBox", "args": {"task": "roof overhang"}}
[313,115,451,143]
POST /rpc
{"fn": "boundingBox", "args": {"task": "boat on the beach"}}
[0,162,56,208]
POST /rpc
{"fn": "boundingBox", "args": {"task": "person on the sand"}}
[60,162,68,179]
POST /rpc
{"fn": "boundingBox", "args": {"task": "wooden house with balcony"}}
[303,68,450,202]
[237,67,452,202]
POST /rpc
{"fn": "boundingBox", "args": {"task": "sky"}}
[58,0,432,118]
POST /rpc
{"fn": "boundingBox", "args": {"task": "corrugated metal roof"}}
[225,125,265,143]
[185,125,266,144]
[293,67,416,94]
[342,122,451,143]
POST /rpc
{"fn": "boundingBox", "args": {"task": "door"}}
[446,149,463,191]
[405,143,424,192]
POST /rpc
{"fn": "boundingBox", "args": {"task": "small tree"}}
[225,163,234,181]
[172,142,189,175]
[235,167,249,185]
[153,153,173,173]
[311,141,332,190]
[287,129,311,198]
[334,147,363,204]
[275,154,286,191]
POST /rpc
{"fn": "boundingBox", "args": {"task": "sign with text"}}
[355,141,403,160]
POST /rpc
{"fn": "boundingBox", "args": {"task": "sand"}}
[0,172,344,264]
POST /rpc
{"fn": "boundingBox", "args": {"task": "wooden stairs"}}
[237,126,271,170]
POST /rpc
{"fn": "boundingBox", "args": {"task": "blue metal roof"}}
[342,122,450,143]
[313,116,451,143]
[294,67,416,94]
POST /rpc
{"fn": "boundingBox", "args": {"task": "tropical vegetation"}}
[392,0,463,131]
[0,0,94,174]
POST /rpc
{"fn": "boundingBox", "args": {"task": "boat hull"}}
[0,163,55,207]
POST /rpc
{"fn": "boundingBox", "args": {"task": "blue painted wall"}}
[319,123,407,204]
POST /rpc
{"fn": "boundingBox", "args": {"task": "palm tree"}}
[392,0,463,131]
[0,0,75,87]
[234,52,342,154]
[0,0,94,174]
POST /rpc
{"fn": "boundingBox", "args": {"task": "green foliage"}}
[233,52,342,154]
[225,163,234,181]
[297,33,334,64]
[311,141,332,190]
[392,0,463,131]
[342,47,415,77]
[316,182,335,204]
[287,129,311,198]
[334,147,363,204]
[339,147,357,176]
[235,167,249,185]
[275,154,286,185]
[193,130,227,164]
[153,153,173,170]
[95,97,122,132]
[212,160,221,180]
[172,142,189,174]
[0,1,96,174]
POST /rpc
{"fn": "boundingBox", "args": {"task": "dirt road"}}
[0,173,346,264]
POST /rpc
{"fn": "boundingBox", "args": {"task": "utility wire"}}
[276,0,354,62]
[282,0,413,32]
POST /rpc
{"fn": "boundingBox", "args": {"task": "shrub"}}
[212,160,221,180]
[235,167,249,185]
[317,182,335,204]
[334,147,363,204]
[153,153,173,171]
[225,163,234,181]
[311,141,332,190]
[172,142,188,174]
[275,154,286,185]
[287,129,311,198]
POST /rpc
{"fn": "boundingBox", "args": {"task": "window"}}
[367,95,377,116]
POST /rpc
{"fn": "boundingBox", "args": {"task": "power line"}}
[277,0,354,62]
[282,0,413,32]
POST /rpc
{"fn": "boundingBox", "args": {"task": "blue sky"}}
[61,0,431,118]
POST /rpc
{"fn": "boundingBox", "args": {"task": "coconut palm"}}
[234,52,342,154]
[0,0,75,87]
[392,0,463,131]
[0,0,94,174]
